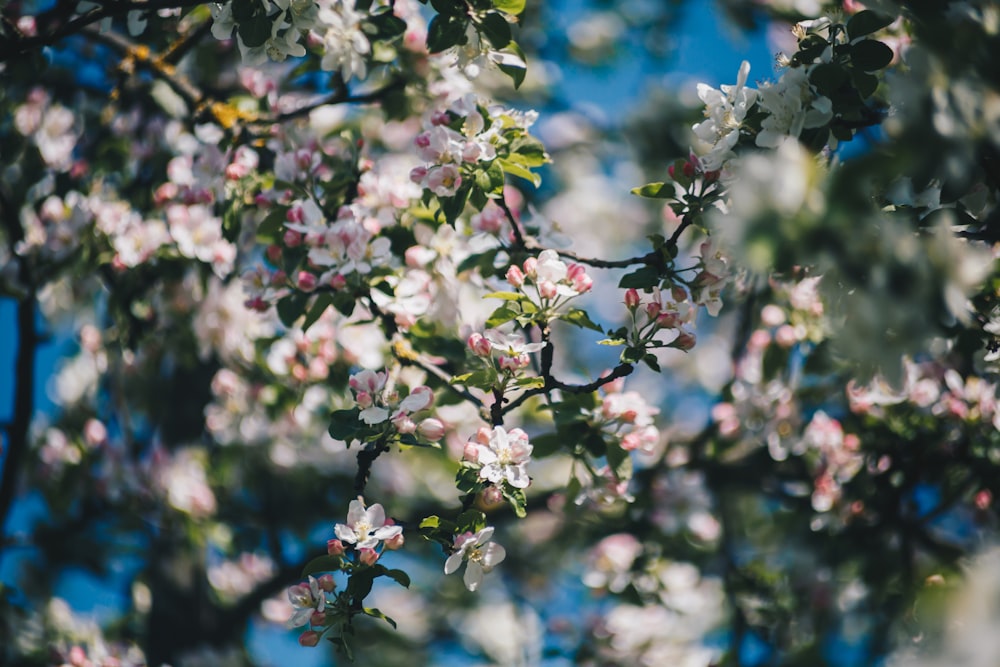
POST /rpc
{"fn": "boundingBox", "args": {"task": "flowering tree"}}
[2,0,1000,664]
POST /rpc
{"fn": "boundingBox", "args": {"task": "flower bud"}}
[358,547,379,566]
[418,418,446,441]
[297,271,317,292]
[463,441,480,463]
[298,630,321,647]
[481,485,503,508]
[266,244,282,263]
[393,412,417,434]
[327,539,345,557]
[522,256,538,279]
[355,391,373,408]
[506,265,525,288]
[624,288,641,310]
[645,302,661,319]
[467,332,491,356]
[475,426,492,444]
[310,610,326,625]
[674,331,696,350]
[283,229,303,247]
[317,573,336,592]
[538,280,557,299]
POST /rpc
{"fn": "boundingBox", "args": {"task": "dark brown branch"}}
[0,194,36,541]
[80,25,205,111]
[502,361,635,414]
[0,0,209,63]
[256,77,408,127]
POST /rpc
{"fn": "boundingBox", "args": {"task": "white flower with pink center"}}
[472,426,533,489]
[333,497,402,550]
[444,526,506,591]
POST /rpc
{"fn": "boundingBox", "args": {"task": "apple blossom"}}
[444,527,507,592]
[333,497,403,550]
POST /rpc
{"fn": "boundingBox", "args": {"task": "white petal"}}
[463,561,484,591]
[444,552,464,575]
[481,542,506,568]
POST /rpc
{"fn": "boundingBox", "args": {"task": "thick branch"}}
[0,195,36,541]
[0,0,209,62]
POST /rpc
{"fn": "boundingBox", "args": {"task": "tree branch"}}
[0,0,209,63]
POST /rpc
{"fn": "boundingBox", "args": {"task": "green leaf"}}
[618,265,660,289]
[301,555,342,578]
[630,182,673,199]
[605,440,631,480]
[483,291,523,301]
[454,368,498,390]
[276,293,308,327]
[509,135,548,166]
[426,13,468,53]
[457,509,486,531]
[485,306,519,327]
[809,63,849,95]
[328,409,361,441]
[368,12,408,39]
[492,0,526,15]
[302,293,333,332]
[847,9,896,40]
[364,607,397,629]
[598,338,627,346]
[419,515,440,529]
[347,568,377,600]
[529,433,563,457]
[495,42,527,89]
[438,185,471,224]
[477,11,511,49]
[457,248,500,275]
[514,376,545,389]
[237,15,271,48]
[850,39,894,72]
[560,308,603,332]
[498,157,542,187]
[641,353,661,372]
[382,568,411,588]
[851,70,879,99]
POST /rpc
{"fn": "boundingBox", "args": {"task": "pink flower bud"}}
[671,286,687,302]
[774,324,797,348]
[327,539,345,556]
[572,273,593,293]
[329,273,347,290]
[225,162,249,180]
[283,229,303,247]
[522,256,538,279]
[83,419,107,447]
[418,418,445,441]
[538,280,558,299]
[475,426,492,444]
[298,630,320,647]
[297,271,317,292]
[645,302,662,319]
[481,485,503,507]
[976,489,993,510]
[674,331,696,351]
[409,165,428,184]
[286,206,304,223]
[393,412,417,434]
[463,441,480,463]
[271,270,287,286]
[355,391,373,408]
[358,547,379,566]
[624,288,641,309]
[266,245,282,263]
[506,265,525,288]
[668,164,676,179]
[467,332,491,356]
[310,610,326,625]
[683,160,696,178]
[431,110,450,126]
[317,573,336,592]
